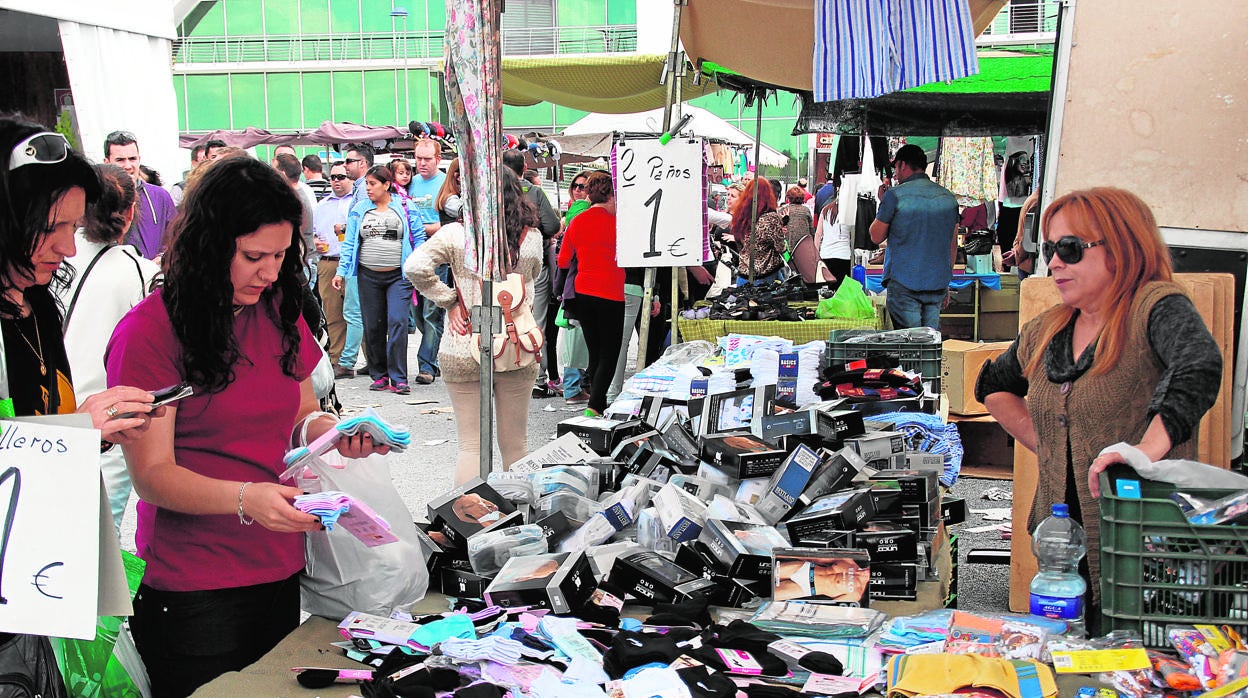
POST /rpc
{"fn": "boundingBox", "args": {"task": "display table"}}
[676,303,886,345]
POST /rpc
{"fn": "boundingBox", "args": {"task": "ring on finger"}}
[106,405,119,419]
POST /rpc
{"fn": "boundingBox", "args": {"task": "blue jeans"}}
[886,280,946,329]
[736,268,786,286]
[562,367,583,398]
[417,265,450,375]
[340,277,363,370]
[357,266,412,385]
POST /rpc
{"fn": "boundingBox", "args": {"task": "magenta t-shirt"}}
[105,290,321,592]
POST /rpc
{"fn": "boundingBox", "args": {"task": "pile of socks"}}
[337,408,412,453]
[294,490,353,530]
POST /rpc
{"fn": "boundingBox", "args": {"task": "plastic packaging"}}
[467,525,548,576]
[534,491,603,527]
[1030,503,1088,636]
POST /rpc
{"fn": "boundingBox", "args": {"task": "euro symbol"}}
[666,238,688,257]
[32,561,63,599]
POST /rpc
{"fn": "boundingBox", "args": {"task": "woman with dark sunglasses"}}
[975,187,1221,632]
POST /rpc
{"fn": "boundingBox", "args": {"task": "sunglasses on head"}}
[9,132,70,171]
[329,173,348,181]
[1042,236,1106,265]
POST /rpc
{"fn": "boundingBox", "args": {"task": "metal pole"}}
[638,0,686,369]
[747,94,763,284]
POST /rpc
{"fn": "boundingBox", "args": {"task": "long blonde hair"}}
[1024,187,1174,376]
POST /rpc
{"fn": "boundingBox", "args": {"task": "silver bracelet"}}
[237,482,254,525]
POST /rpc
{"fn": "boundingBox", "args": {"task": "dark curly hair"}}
[0,116,101,318]
[501,169,537,269]
[84,164,136,244]
[160,157,306,393]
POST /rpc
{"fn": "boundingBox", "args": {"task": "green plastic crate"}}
[824,329,943,394]
[1098,472,1248,648]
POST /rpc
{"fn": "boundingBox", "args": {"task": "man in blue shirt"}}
[408,139,447,385]
[813,175,837,216]
[869,145,959,329]
[314,162,358,377]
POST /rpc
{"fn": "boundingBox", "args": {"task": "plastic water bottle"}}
[1029,503,1088,636]
[851,264,867,286]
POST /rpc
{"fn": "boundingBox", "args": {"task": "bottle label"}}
[1030,593,1084,620]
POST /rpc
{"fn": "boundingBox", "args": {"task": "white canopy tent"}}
[561,105,790,169]
[0,1,181,181]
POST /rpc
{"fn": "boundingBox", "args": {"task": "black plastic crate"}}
[824,329,943,395]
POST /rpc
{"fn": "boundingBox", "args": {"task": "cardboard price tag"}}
[1050,648,1150,674]
[614,137,705,267]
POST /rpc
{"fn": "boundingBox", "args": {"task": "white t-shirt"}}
[818,204,852,261]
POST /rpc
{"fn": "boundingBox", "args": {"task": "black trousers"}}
[131,573,301,698]
[576,294,625,413]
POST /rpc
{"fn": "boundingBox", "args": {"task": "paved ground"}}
[119,337,1018,614]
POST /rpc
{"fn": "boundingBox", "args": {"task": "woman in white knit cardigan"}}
[405,169,544,484]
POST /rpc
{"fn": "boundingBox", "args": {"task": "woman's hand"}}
[78,386,162,444]
[651,298,662,317]
[1087,451,1128,498]
[239,482,321,533]
[335,431,392,459]
[331,275,344,291]
[448,302,471,336]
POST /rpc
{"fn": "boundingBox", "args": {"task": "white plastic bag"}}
[297,449,429,619]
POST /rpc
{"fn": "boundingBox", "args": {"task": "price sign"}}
[0,420,101,639]
[614,138,704,267]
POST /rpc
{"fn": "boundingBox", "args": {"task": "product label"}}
[1050,648,1150,674]
[1029,593,1084,621]
[714,649,763,675]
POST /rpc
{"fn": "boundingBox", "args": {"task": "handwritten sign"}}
[0,420,101,639]
[614,138,704,267]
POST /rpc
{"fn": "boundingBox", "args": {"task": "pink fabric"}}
[105,290,321,592]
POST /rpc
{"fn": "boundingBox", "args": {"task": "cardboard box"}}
[788,528,855,549]
[606,551,717,603]
[754,444,820,524]
[867,469,939,505]
[941,340,1013,415]
[844,431,906,469]
[771,547,871,607]
[698,385,775,435]
[784,488,876,540]
[556,416,644,455]
[753,403,865,444]
[652,483,707,542]
[699,434,787,479]
[441,567,492,599]
[868,562,919,600]
[509,432,600,473]
[673,543,757,607]
[799,447,868,507]
[956,417,1016,470]
[427,479,521,547]
[483,552,596,613]
[854,522,919,563]
[698,519,789,580]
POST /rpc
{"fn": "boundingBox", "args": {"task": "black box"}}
[867,486,905,521]
[941,496,966,525]
[698,519,788,581]
[771,547,871,607]
[483,551,597,614]
[699,385,775,435]
[854,522,919,563]
[799,447,868,507]
[788,528,856,549]
[867,469,939,504]
[440,567,493,599]
[556,416,644,456]
[606,551,717,604]
[427,479,521,548]
[699,434,787,479]
[533,510,573,549]
[846,397,924,416]
[868,562,919,599]
[785,488,876,541]
[673,543,756,608]
[903,498,941,529]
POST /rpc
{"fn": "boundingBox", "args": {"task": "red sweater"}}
[557,206,624,302]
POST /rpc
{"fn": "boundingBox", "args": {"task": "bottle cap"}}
[1051,503,1069,518]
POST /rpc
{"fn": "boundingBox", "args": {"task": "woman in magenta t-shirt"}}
[106,158,390,698]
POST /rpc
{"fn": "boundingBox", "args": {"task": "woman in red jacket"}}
[556,170,623,415]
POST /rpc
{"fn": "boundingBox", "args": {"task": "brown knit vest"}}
[1017,281,1197,607]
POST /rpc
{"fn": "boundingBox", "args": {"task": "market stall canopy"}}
[179,121,409,150]
[500,53,716,113]
[680,0,1006,94]
[561,106,790,168]
[795,50,1052,136]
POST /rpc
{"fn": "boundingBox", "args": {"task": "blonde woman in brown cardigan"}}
[405,169,543,484]
[975,187,1221,630]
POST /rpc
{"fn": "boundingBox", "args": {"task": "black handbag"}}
[961,229,996,256]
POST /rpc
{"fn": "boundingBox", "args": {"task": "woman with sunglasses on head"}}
[333,165,421,394]
[0,116,165,696]
[976,187,1221,632]
[106,156,389,697]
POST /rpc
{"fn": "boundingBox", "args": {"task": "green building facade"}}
[173,0,809,175]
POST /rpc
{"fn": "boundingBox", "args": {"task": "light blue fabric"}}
[864,272,1001,293]
[340,277,363,369]
[876,173,959,292]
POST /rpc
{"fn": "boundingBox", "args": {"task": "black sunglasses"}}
[1042,236,1106,265]
[572,183,587,190]
[328,173,348,181]
[343,157,361,165]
